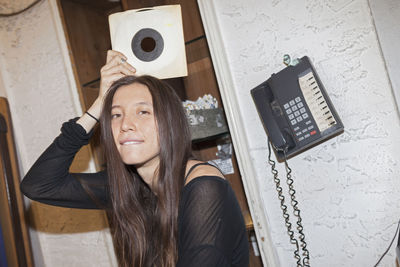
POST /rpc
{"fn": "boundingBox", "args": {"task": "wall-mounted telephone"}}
[251,56,344,162]
[251,56,344,266]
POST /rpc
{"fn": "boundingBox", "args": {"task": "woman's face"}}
[111,83,160,167]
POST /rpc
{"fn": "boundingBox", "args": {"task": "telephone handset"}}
[251,56,344,266]
[251,82,296,152]
[251,56,344,161]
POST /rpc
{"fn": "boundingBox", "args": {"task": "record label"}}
[131,28,164,62]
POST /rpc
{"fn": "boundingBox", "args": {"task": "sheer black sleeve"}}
[20,118,108,209]
[177,177,249,267]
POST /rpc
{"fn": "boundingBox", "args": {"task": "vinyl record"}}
[109,5,187,79]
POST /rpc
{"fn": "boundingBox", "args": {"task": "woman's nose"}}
[120,115,137,132]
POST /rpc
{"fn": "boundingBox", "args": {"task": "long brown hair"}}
[100,75,192,267]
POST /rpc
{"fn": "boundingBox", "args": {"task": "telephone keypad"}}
[284,98,318,143]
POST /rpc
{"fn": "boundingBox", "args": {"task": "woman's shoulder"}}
[184,160,225,186]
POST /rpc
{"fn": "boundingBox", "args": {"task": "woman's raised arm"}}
[78,50,136,133]
[20,50,136,209]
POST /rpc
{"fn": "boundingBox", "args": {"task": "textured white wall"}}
[0,0,116,266]
[211,0,400,266]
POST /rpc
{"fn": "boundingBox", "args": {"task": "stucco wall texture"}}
[212,0,400,266]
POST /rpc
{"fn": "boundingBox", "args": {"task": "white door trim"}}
[197,1,278,266]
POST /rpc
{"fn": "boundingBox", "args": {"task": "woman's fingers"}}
[99,50,137,98]
[101,62,136,77]
[123,61,136,73]
[102,55,136,74]
[102,54,127,72]
[100,65,135,92]
[106,50,127,64]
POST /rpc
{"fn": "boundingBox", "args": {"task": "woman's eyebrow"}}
[134,101,152,106]
[111,102,152,109]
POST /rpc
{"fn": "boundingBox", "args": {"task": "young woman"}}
[20,50,249,267]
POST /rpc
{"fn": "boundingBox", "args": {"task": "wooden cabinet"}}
[57,0,262,266]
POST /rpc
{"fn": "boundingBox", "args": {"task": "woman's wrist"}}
[77,98,103,133]
[85,111,99,123]
[87,97,103,118]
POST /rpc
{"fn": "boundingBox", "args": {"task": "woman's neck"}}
[135,155,160,189]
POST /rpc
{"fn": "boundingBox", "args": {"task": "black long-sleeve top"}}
[20,118,249,267]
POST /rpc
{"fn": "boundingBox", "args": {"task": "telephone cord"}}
[283,150,311,266]
[373,219,400,267]
[267,141,302,266]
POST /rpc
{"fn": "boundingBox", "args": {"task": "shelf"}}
[191,131,230,144]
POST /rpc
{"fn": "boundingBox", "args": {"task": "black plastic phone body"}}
[251,56,344,162]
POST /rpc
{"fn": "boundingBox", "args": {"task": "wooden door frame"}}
[196,0,278,265]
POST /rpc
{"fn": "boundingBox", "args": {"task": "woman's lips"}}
[120,139,144,145]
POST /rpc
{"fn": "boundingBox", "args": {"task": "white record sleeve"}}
[109,5,187,79]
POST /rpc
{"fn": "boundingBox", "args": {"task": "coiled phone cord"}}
[267,141,301,265]
[267,141,310,266]
[283,149,310,266]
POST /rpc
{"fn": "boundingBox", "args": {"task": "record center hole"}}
[141,37,156,52]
